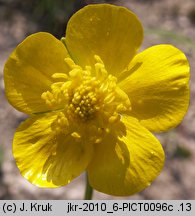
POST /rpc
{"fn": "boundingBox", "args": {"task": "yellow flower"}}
[4,4,190,196]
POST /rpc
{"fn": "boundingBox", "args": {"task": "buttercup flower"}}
[4,4,189,196]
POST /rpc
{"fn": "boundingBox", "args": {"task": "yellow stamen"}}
[41,55,131,136]
[52,73,68,80]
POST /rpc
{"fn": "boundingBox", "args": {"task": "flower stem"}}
[84,173,93,200]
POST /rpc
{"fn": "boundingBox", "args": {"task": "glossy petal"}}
[4,32,69,114]
[65,4,143,75]
[119,45,190,132]
[87,116,164,196]
[13,112,93,187]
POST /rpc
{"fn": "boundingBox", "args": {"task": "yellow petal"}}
[13,112,93,187]
[4,32,69,114]
[119,45,190,132]
[65,4,143,75]
[87,116,164,196]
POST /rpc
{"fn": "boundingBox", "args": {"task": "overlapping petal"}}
[13,112,93,187]
[87,116,164,196]
[119,45,190,132]
[65,4,143,75]
[4,32,69,114]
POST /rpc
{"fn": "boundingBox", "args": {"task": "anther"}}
[64,58,78,69]
[52,73,68,80]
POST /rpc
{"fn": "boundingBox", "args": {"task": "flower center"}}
[41,55,131,135]
[67,76,100,120]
